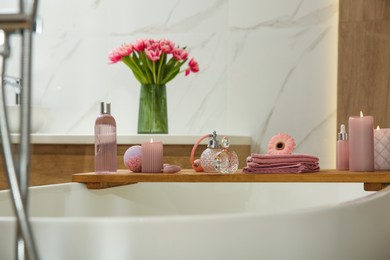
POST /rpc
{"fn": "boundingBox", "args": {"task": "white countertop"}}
[10,134,252,145]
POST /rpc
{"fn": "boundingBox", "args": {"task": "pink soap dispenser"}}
[95,102,117,174]
[336,124,349,170]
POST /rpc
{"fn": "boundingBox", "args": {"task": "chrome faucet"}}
[3,75,21,105]
[0,1,40,260]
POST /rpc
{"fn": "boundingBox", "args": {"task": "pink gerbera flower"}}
[267,133,296,155]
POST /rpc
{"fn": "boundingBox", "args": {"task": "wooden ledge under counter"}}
[72,169,390,191]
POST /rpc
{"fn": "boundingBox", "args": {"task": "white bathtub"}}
[0,182,389,260]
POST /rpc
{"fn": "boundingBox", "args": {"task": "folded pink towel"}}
[248,153,319,164]
[243,153,320,173]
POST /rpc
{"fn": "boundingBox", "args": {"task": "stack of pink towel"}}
[243,153,320,173]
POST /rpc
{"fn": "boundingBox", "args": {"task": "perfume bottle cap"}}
[100,102,111,114]
[207,131,219,148]
[338,124,348,141]
[220,136,231,149]
[106,103,111,114]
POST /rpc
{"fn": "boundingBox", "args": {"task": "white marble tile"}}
[227,0,338,167]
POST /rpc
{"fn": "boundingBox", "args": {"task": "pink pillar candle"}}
[348,113,374,171]
[142,140,163,173]
[374,127,390,170]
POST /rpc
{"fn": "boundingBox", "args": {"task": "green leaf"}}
[133,53,151,83]
[162,57,179,79]
[121,56,147,84]
[156,53,166,85]
[161,65,180,85]
[143,56,157,84]
[138,52,154,84]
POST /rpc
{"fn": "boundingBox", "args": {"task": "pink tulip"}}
[144,39,158,49]
[185,58,199,76]
[109,38,200,84]
[133,39,146,52]
[108,49,122,64]
[118,44,133,56]
[145,48,162,62]
[159,39,175,54]
[172,48,188,61]
[108,44,133,63]
[188,58,199,73]
[145,40,162,61]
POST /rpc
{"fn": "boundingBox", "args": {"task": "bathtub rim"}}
[0,182,388,223]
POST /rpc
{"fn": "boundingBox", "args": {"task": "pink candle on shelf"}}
[374,126,390,170]
[348,111,374,171]
[142,139,163,173]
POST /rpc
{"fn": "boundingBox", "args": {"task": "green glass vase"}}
[137,84,168,134]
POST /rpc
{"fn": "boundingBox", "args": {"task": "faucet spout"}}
[3,75,21,105]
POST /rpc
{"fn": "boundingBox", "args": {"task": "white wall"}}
[4,0,338,168]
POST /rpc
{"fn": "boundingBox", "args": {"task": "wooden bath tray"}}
[72,169,390,191]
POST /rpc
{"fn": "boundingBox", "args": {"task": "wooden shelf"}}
[72,169,390,191]
[1,142,251,190]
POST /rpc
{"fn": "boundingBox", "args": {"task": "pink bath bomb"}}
[123,145,142,172]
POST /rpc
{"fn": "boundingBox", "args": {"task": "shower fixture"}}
[0,0,40,259]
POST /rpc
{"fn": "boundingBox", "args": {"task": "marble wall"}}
[4,0,338,167]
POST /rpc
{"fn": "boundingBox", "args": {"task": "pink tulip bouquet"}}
[109,38,199,85]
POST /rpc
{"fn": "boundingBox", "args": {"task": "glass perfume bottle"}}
[95,102,117,174]
[200,131,221,172]
[214,136,239,174]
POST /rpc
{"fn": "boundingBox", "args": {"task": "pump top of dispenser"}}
[338,124,348,141]
[100,102,111,114]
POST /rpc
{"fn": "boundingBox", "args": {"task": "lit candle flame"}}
[377,125,380,130]
[360,111,363,117]
[150,138,154,143]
